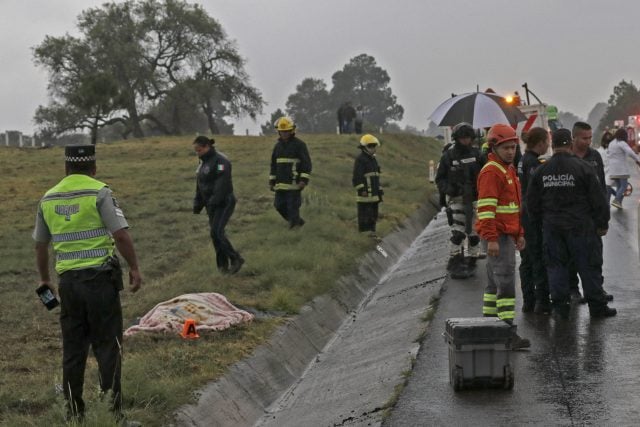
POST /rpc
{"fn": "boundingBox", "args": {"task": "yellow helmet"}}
[274,116,296,132]
[360,134,380,147]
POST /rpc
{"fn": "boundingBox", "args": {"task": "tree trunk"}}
[125,95,144,138]
[203,100,220,134]
[90,115,99,145]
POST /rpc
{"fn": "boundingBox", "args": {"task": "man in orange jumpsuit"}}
[476,124,530,349]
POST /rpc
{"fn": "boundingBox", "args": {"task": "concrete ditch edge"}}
[174,195,441,427]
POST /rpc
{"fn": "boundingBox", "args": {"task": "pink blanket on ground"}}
[124,292,254,337]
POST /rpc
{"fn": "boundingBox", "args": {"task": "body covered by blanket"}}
[124,292,253,337]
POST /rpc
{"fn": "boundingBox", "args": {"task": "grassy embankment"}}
[0,133,441,426]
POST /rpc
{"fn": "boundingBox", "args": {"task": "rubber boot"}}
[464,256,477,277]
[446,253,463,271]
[508,324,531,350]
[449,254,470,279]
[511,332,531,350]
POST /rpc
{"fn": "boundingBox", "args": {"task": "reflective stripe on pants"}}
[484,234,516,322]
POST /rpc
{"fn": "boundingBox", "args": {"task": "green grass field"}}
[0,132,441,426]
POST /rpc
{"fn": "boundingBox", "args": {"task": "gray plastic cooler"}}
[443,317,514,391]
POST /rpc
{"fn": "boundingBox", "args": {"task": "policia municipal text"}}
[33,145,142,422]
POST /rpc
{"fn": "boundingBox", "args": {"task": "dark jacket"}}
[435,142,482,201]
[518,150,547,223]
[269,136,312,191]
[526,151,609,231]
[352,148,382,203]
[577,147,606,195]
[194,148,234,213]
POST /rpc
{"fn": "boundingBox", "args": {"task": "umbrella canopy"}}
[429,92,527,128]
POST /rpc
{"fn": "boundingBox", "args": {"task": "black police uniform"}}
[352,147,383,232]
[518,150,550,311]
[526,151,611,316]
[269,135,312,228]
[568,148,607,298]
[194,147,242,272]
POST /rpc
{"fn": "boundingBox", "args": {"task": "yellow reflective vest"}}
[40,174,115,274]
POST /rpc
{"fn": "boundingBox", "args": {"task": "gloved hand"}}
[358,190,367,197]
[297,181,306,190]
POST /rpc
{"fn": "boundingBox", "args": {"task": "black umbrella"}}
[429,92,527,128]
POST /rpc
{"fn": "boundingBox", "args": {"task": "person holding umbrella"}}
[435,122,483,279]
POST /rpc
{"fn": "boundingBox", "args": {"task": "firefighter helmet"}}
[360,134,380,147]
[274,116,296,132]
[452,123,475,141]
[487,124,518,146]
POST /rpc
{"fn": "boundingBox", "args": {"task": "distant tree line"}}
[33,1,405,143]
[33,0,264,144]
[261,53,404,135]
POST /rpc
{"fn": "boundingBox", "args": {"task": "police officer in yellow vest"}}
[33,145,142,422]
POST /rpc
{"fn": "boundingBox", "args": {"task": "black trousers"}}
[58,268,123,417]
[568,234,604,294]
[543,226,607,312]
[206,195,240,271]
[357,202,379,232]
[274,190,303,227]
[519,217,549,305]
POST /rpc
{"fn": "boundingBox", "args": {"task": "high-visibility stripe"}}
[482,161,507,174]
[356,196,380,203]
[276,158,300,164]
[274,183,299,190]
[478,212,496,219]
[496,204,519,214]
[364,171,380,177]
[497,298,516,307]
[41,189,100,202]
[299,172,311,179]
[269,175,276,180]
[354,183,365,190]
[52,227,109,243]
[483,307,498,315]
[56,248,110,261]
[498,311,515,320]
[483,293,497,302]
[477,198,498,207]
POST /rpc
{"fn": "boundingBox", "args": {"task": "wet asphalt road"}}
[386,176,640,426]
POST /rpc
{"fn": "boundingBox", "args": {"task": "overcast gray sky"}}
[1,0,638,135]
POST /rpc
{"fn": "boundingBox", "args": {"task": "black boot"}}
[551,299,570,320]
[464,256,477,274]
[449,254,471,279]
[534,300,551,314]
[229,257,245,274]
[589,305,617,318]
[511,332,531,350]
[446,253,462,271]
[522,300,535,313]
[508,324,531,350]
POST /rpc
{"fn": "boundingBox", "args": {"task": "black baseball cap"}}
[552,129,572,147]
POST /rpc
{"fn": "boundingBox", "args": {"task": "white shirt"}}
[607,139,640,178]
